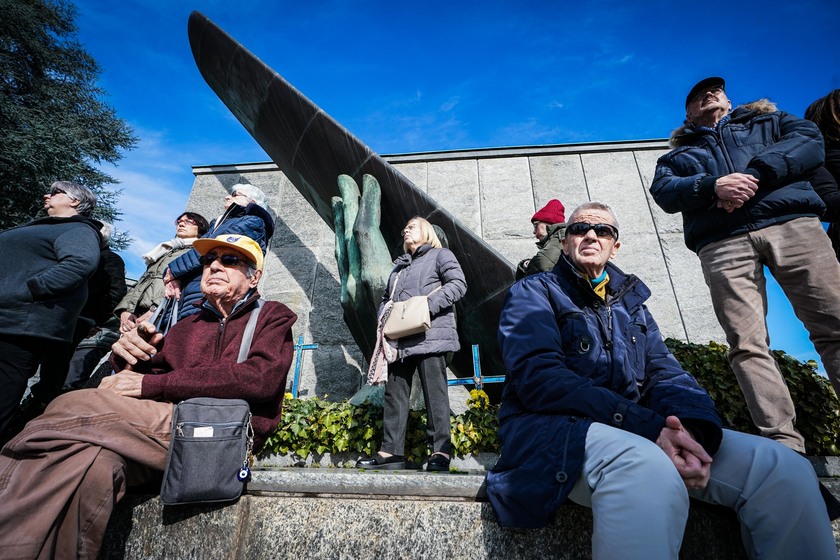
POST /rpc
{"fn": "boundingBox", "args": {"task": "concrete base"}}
[98,468,761,559]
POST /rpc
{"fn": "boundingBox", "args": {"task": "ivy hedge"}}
[666,338,840,456]
[261,389,500,464]
[261,340,840,462]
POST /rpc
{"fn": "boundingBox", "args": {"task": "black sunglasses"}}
[566,222,619,240]
[199,253,253,268]
[48,187,79,200]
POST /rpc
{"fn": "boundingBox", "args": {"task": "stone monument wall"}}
[189,139,724,400]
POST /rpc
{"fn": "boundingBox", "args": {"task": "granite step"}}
[99,464,840,559]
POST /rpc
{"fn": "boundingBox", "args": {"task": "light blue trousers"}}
[567,423,837,560]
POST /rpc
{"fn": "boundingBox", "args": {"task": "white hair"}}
[232,183,267,210]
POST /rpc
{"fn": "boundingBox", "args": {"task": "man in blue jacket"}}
[650,77,840,453]
[486,202,836,559]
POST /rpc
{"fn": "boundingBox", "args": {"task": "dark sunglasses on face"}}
[198,252,253,268]
[566,222,619,240]
[49,187,77,200]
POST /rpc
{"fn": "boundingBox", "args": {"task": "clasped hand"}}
[715,173,759,213]
[656,416,712,489]
[111,321,164,367]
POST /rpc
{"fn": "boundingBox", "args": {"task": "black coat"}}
[80,245,127,328]
[651,105,825,253]
[0,216,101,342]
[808,143,840,260]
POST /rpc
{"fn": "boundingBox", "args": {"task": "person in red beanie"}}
[516,198,567,279]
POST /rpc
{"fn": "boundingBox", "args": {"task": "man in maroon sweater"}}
[0,234,297,559]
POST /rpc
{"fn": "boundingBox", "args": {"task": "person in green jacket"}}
[515,198,566,279]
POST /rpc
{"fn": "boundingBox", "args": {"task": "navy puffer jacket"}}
[167,203,274,318]
[380,245,467,359]
[486,256,722,528]
[651,104,825,253]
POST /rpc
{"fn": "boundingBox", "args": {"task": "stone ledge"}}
[98,467,840,559]
[249,468,487,500]
[101,493,748,560]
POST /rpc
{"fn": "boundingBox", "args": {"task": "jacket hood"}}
[222,202,276,240]
[669,99,779,148]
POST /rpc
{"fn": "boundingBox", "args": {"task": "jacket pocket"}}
[626,321,647,379]
[557,311,594,357]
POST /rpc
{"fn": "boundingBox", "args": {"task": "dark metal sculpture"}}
[188,11,515,385]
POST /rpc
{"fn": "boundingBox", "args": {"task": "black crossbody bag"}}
[159,299,263,506]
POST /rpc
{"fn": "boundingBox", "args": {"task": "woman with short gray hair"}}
[0,181,101,437]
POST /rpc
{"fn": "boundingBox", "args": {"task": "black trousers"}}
[0,334,62,432]
[381,353,451,456]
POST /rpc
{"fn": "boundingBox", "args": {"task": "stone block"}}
[528,154,590,212]
[292,343,365,400]
[261,245,319,300]
[659,233,726,344]
[488,238,539,268]
[101,469,770,560]
[274,177,332,249]
[392,162,428,193]
[581,151,653,236]
[478,157,535,239]
[612,231,686,340]
[427,160,481,234]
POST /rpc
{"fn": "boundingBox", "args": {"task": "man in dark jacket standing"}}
[0,233,297,559]
[486,202,836,559]
[0,181,101,433]
[650,77,840,454]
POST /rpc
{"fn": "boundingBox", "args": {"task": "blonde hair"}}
[403,216,442,253]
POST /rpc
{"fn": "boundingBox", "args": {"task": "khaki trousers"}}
[0,389,173,560]
[699,217,840,452]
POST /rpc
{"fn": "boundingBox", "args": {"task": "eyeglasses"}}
[566,222,619,240]
[48,188,78,200]
[198,253,254,268]
[689,85,724,105]
[175,217,197,226]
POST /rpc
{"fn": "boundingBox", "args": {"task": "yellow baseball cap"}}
[193,234,264,271]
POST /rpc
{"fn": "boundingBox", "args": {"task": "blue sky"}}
[70,0,839,368]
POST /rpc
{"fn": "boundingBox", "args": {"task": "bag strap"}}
[149,297,179,336]
[388,270,403,301]
[237,298,264,364]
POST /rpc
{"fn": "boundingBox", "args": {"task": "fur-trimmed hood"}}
[669,99,778,148]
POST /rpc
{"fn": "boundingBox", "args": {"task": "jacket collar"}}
[536,222,565,248]
[200,289,262,321]
[669,99,778,148]
[394,244,434,266]
[555,255,649,312]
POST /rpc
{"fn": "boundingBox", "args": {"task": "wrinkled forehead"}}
[569,209,615,226]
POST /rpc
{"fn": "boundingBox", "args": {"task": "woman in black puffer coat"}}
[806,89,840,260]
[357,217,467,472]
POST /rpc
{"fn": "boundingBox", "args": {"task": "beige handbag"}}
[382,270,441,340]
